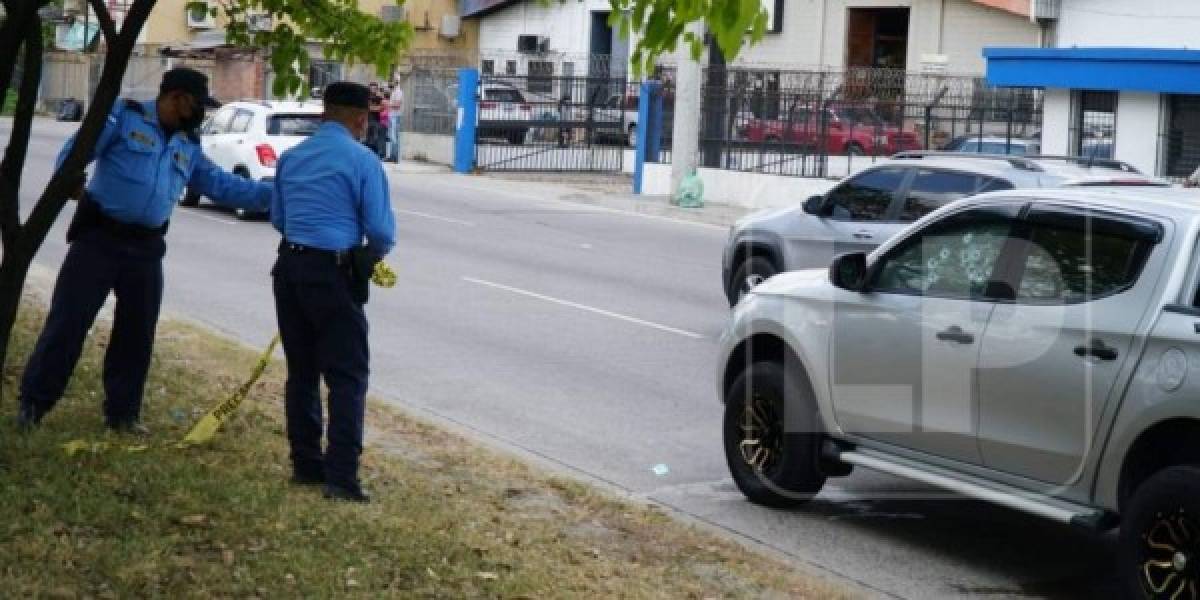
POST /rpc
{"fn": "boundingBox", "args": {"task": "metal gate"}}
[474,75,633,172]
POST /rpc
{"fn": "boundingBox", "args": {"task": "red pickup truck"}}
[740,104,922,156]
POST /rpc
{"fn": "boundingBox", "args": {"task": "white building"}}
[465,0,1038,78]
[737,0,1038,76]
[466,0,630,77]
[986,0,1200,178]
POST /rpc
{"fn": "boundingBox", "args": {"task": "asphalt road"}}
[6,119,1118,599]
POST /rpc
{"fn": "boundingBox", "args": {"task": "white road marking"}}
[395,208,475,227]
[177,209,235,225]
[462,276,706,340]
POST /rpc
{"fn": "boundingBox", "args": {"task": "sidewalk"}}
[391,167,755,229]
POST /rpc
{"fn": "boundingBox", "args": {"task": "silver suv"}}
[721,152,1163,305]
[717,186,1200,598]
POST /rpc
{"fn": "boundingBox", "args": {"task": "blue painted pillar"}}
[453,68,479,174]
[633,80,662,194]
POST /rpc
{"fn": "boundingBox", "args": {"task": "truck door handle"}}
[1074,339,1118,361]
[852,230,874,240]
[935,325,974,344]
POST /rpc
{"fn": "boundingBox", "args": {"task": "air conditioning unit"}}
[517,35,549,54]
[186,2,215,29]
[1031,0,1060,21]
[379,5,405,23]
[247,13,273,32]
[440,14,461,38]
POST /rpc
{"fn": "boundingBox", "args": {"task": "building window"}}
[1164,95,1200,179]
[562,62,574,78]
[528,60,553,94]
[1073,90,1117,159]
[482,60,494,75]
[505,60,517,75]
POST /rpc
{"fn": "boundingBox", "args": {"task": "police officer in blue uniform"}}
[270,82,395,503]
[17,68,271,432]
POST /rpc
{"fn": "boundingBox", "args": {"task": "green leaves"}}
[609,0,767,76]
[215,0,413,98]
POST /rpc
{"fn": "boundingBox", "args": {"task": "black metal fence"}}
[472,74,638,172]
[404,68,460,135]
[646,66,1043,179]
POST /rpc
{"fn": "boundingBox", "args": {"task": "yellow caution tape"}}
[61,264,398,456]
[180,334,280,446]
[371,261,397,288]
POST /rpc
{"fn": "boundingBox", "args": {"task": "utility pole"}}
[701,33,726,169]
[669,21,705,203]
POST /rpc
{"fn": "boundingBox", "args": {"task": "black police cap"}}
[161,67,219,107]
[323,81,371,110]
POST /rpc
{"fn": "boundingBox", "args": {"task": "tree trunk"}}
[0,251,35,402]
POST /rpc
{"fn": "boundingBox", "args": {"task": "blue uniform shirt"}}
[56,99,271,228]
[271,122,396,256]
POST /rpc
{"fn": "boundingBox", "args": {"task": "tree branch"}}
[87,0,118,42]
[0,14,43,249]
[0,0,38,110]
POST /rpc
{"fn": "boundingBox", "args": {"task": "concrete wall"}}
[402,132,456,165]
[735,0,1037,75]
[1114,92,1163,176]
[639,163,840,210]
[1040,87,1072,156]
[1056,0,1200,48]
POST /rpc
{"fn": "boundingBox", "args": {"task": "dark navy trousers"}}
[21,229,165,423]
[272,250,369,490]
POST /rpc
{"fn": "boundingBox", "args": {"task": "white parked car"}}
[180,100,324,219]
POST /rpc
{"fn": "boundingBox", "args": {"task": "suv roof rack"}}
[891,151,1044,172]
[1023,154,1141,173]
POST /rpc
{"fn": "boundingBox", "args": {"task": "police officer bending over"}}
[270,82,396,503]
[17,68,271,432]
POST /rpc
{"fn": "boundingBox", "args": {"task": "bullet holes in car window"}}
[874,220,1012,298]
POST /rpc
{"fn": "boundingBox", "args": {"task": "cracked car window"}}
[876,221,1011,297]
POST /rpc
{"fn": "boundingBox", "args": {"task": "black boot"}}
[323,482,370,503]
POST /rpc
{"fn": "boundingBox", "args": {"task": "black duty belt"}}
[279,240,350,266]
[69,192,168,241]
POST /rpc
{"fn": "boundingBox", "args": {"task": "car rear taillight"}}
[255,144,277,168]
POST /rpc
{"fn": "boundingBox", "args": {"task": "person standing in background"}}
[387,79,404,163]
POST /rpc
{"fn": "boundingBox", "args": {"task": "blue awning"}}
[984,47,1200,94]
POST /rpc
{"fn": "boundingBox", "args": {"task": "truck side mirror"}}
[829,252,868,291]
[803,194,825,216]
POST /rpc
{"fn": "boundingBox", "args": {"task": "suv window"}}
[207,107,236,134]
[485,88,523,103]
[874,208,1016,299]
[1016,214,1157,303]
[899,169,993,221]
[268,114,322,136]
[826,167,907,222]
[229,110,254,133]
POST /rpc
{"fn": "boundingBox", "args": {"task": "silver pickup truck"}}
[718,186,1200,599]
